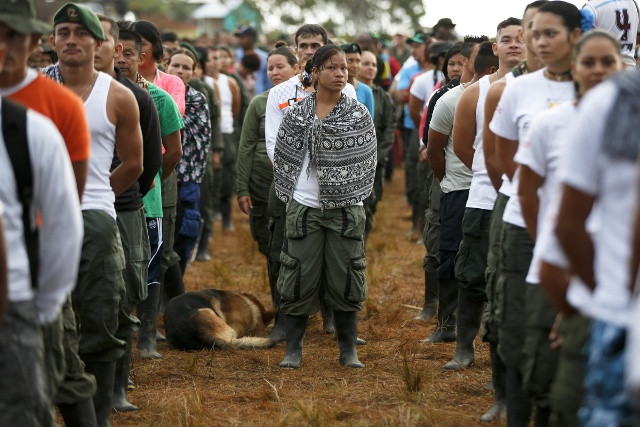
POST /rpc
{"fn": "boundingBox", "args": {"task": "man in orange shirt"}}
[0,1,96,426]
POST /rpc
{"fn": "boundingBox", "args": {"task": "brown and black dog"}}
[163,289,277,350]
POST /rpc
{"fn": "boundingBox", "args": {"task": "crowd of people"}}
[2,0,640,425]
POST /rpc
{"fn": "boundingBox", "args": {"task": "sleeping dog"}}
[164,289,277,350]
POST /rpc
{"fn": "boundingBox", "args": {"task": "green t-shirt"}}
[143,82,184,217]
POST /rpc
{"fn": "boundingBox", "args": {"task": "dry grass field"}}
[110,169,501,426]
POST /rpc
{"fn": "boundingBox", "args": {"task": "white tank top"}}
[467,75,497,210]
[82,72,117,218]
[214,73,234,134]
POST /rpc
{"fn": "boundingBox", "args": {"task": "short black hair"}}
[162,31,179,43]
[241,52,261,72]
[461,35,488,59]
[295,24,328,46]
[525,0,548,13]
[473,41,498,75]
[497,17,522,33]
[117,27,143,55]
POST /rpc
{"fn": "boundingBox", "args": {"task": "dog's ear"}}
[262,308,277,325]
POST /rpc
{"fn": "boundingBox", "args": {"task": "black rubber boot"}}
[163,263,185,301]
[334,310,364,368]
[414,270,438,320]
[505,366,532,427]
[137,284,162,359]
[267,311,286,344]
[84,360,117,427]
[420,277,458,343]
[480,341,507,421]
[321,300,335,334]
[279,315,308,369]
[58,398,98,427]
[112,335,139,412]
[444,291,483,370]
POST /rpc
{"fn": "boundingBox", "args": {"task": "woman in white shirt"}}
[488,2,583,424]
[518,30,623,427]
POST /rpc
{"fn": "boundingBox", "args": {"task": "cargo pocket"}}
[277,251,301,302]
[179,208,201,239]
[285,202,309,239]
[344,256,368,303]
[454,240,472,283]
[127,244,149,302]
[341,205,366,240]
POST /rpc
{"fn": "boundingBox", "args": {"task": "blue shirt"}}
[236,47,272,95]
[355,82,375,118]
[397,62,421,129]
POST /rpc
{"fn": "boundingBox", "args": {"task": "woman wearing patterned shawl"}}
[273,45,377,369]
[167,48,212,273]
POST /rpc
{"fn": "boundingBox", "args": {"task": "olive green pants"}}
[549,313,590,427]
[482,193,509,343]
[278,200,368,316]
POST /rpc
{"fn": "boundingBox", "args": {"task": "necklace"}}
[544,68,572,82]
[544,69,574,108]
[79,72,98,102]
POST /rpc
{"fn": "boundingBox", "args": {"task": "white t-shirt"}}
[265,75,357,208]
[467,75,497,210]
[537,191,601,317]
[410,69,444,105]
[490,68,575,227]
[516,101,576,284]
[560,81,635,326]
[429,84,472,193]
[583,0,640,67]
[0,105,83,324]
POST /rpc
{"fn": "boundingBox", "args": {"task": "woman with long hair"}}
[166,48,211,272]
[517,30,623,426]
[489,1,583,424]
[273,45,377,369]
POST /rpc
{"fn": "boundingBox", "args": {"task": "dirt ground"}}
[112,169,502,427]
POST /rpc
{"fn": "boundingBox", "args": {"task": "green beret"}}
[340,42,361,55]
[53,3,105,41]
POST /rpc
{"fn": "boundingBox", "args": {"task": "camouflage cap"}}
[53,3,106,41]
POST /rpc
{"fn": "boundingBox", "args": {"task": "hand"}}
[212,152,221,170]
[549,313,563,350]
[419,146,428,163]
[238,196,252,215]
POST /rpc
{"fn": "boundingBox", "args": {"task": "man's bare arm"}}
[161,130,182,180]
[453,83,479,170]
[109,81,143,196]
[518,165,544,240]
[71,160,88,200]
[483,79,506,191]
[426,128,449,181]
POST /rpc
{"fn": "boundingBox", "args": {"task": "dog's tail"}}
[230,336,277,349]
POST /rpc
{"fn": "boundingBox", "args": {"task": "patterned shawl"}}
[603,70,640,161]
[273,92,377,209]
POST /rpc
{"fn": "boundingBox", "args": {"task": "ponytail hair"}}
[302,44,342,88]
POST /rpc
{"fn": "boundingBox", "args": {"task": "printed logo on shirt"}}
[279,97,305,110]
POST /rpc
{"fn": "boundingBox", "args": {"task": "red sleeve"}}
[389,56,401,77]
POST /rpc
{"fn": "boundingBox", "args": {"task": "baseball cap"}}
[435,18,456,28]
[406,31,429,45]
[0,0,51,35]
[53,3,106,41]
[234,25,257,38]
